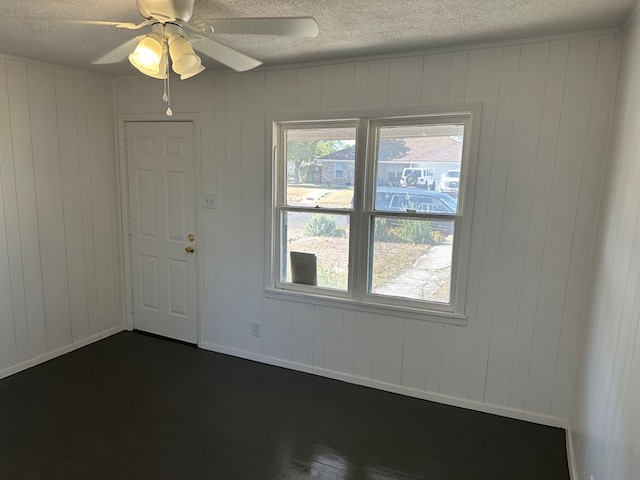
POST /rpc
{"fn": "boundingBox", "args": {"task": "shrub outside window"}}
[269,107,479,320]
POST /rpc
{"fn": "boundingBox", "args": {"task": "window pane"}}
[369,217,454,304]
[282,212,350,291]
[373,124,463,209]
[284,127,356,209]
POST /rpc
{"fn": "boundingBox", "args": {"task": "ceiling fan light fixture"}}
[146,52,169,79]
[180,64,205,80]
[128,33,164,75]
[168,34,202,75]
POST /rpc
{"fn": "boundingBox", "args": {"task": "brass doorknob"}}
[185,245,195,254]
[187,233,195,242]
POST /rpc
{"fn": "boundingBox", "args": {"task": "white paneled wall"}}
[571,11,640,480]
[0,56,122,379]
[114,31,619,423]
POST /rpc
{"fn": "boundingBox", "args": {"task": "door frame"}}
[117,113,203,346]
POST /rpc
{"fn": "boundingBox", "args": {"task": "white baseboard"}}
[566,425,578,479]
[201,341,566,429]
[0,325,126,381]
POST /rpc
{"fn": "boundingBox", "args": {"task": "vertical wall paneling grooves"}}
[341,310,356,375]
[114,78,130,115]
[484,43,548,407]
[106,79,122,327]
[448,52,469,103]
[75,74,99,337]
[473,45,520,403]
[146,79,165,114]
[209,73,226,346]
[526,37,600,415]
[111,31,620,425]
[324,307,344,372]
[240,72,266,354]
[570,18,640,479]
[296,67,322,112]
[388,57,423,107]
[55,69,90,343]
[509,41,569,410]
[0,95,16,369]
[86,76,118,332]
[291,302,314,365]
[463,47,503,403]
[363,60,390,108]
[353,311,374,379]
[223,74,242,348]
[127,78,149,114]
[312,305,326,368]
[551,35,621,420]
[372,314,404,385]
[402,318,429,390]
[190,74,217,345]
[28,64,72,352]
[6,60,48,359]
[421,54,451,106]
[0,55,122,380]
[0,59,23,368]
[321,64,355,111]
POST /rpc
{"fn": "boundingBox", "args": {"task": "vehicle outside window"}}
[439,169,461,194]
[400,168,436,190]
[375,187,456,234]
[271,108,478,317]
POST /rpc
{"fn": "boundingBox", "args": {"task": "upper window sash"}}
[276,120,359,210]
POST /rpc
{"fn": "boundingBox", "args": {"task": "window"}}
[269,107,479,320]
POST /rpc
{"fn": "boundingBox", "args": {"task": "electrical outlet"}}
[252,321,261,337]
[203,193,216,209]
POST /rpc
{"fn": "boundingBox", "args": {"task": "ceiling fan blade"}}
[65,19,152,30]
[196,17,319,37]
[93,36,145,64]
[191,36,262,72]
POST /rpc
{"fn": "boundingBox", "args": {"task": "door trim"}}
[117,113,203,346]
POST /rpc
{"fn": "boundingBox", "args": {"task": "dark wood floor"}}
[0,332,569,479]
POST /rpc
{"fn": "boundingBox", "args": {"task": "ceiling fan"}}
[69,0,319,77]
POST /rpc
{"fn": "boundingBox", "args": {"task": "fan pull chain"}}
[161,27,172,116]
[166,68,173,117]
[162,74,169,102]
[165,41,173,116]
[162,75,168,102]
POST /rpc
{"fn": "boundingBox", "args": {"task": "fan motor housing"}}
[136,0,195,23]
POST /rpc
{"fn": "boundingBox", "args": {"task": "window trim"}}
[265,103,482,324]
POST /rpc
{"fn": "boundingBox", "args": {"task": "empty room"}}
[1,0,640,478]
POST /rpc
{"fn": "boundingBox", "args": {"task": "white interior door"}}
[126,121,197,343]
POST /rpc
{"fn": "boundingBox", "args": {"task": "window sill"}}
[264,288,467,326]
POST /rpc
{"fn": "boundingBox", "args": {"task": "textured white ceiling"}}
[0,0,636,76]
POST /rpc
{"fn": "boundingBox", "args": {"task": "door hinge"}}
[124,138,128,153]
[127,222,131,236]
[130,296,134,314]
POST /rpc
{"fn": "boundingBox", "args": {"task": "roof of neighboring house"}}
[318,136,462,163]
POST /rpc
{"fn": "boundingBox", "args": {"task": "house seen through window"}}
[271,110,476,317]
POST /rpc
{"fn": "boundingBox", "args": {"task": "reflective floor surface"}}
[0,332,569,479]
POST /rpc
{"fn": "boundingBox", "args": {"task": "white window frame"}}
[265,104,481,325]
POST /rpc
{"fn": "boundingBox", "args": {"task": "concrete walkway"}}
[298,189,329,205]
[376,243,452,301]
